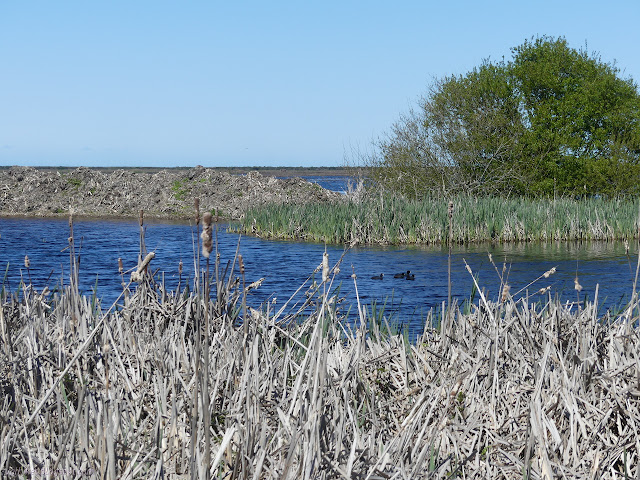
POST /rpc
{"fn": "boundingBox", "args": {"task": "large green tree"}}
[369,36,640,197]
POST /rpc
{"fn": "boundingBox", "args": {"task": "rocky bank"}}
[0,166,341,220]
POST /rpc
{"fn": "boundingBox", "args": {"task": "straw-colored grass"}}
[1,220,640,479]
[236,194,640,245]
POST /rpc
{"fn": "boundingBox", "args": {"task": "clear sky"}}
[2,1,639,168]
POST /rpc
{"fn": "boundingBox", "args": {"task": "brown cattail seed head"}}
[194,198,200,226]
[118,257,123,274]
[24,255,30,269]
[501,284,510,302]
[139,210,144,227]
[201,212,213,258]
[448,201,454,218]
[239,255,245,275]
[179,260,183,275]
[68,212,73,228]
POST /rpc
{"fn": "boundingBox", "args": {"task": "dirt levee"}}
[0,166,340,220]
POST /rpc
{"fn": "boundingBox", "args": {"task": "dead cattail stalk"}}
[201,209,213,478]
[138,210,147,258]
[448,201,454,310]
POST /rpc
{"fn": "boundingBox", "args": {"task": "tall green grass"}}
[235,194,640,245]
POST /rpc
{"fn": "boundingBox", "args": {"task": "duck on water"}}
[394,270,411,279]
[372,271,415,280]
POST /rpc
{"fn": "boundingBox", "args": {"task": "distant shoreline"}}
[0,165,356,177]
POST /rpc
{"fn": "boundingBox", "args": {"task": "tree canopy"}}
[367,36,640,197]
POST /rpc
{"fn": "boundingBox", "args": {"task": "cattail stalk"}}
[448,201,454,309]
[201,210,212,478]
[138,210,146,261]
[24,255,32,286]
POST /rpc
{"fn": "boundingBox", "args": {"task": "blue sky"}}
[2,1,639,168]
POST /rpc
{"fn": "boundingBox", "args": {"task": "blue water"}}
[302,175,356,194]
[274,175,356,194]
[0,215,636,340]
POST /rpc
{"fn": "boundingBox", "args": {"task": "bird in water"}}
[394,270,411,278]
[371,273,384,280]
[406,272,415,280]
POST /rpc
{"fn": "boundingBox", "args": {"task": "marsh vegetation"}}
[238,193,640,245]
[2,211,640,479]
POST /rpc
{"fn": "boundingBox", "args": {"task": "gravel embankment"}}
[0,166,341,220]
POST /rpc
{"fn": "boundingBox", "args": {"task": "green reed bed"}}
[236,194,640,245]
[2,213,640,478]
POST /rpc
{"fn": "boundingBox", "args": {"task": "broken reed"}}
[2,215,640,478]
[236,194,640,245]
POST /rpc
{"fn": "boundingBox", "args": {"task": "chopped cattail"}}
[624,239,629,255]
[201,212,213,258]
[574,277,583,292]
[322,251,329,283]
[543,267,557,278]
[130,252,155,283]
[245,277,264,292]
[488,253,493,264]
[118,257,123,274]
[24,255,30,269]
[239,255,245,275]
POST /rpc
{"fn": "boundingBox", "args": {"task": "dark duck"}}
[394,270,411,279]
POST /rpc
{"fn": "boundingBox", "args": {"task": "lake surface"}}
[1,215,635,340]
[1,175,636,339]
[300,175,357,194]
